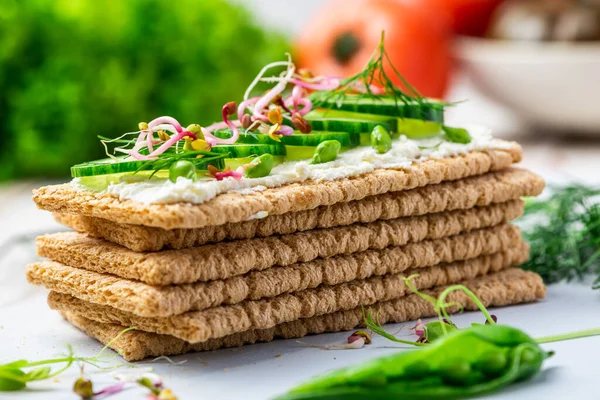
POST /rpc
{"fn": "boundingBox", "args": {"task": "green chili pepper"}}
[476,350,508,378]
[169,160,197,183]
[370,125,393,154]
[244,153,274,178]
[275,324,552,400]
[310,140,341,164]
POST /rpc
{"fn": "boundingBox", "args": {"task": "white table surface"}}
[1,141,600,399]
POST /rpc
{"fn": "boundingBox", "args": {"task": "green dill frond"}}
[311,32,449,119]
[519,185,600,287]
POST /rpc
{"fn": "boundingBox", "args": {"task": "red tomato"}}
[432,0,505,36]
[294,0,453,99]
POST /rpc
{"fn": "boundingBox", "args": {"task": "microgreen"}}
[519,185,600,288]
[363,307,426,347]
[0,327,134,392]
[364,274,600,347]
[133,150,227,178]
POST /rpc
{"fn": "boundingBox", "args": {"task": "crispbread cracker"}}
[52,200,524,256]
[53,168,542,252]
[60,268,545,361]
[47,247,528,343]
[29,243,528,317]
[38,202,525,284]
[34,147,522,230]
[36,221,521,285]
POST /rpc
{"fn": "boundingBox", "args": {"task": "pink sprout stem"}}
[285,96,313,116]
[148,116,183,133]
[147,130,195,157]
[145,129,154,154]
[135,130,147,145]
[237,97,260,121]
[202,103,241,146]
[204,120,242,132]
[252,64,295,120]
[95,382,127,397]
[291,85,305,112]
[145,117,184,154]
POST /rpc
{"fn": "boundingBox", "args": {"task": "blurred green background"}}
[0,0,289,181]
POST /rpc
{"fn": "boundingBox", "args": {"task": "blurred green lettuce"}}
[0,0,289,180]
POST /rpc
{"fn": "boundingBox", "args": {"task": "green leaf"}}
[424,321,457,342]
[0,360,29,369]
[0,378,26,391]
[442,125,471,144]
[23,367,52,382]
[0,369,26,391]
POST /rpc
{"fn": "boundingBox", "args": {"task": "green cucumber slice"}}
[280,132,357,147]
[211,143,287,157]
[304,115,396,140]
[310,94,445,122]
[397,119,442,139]
[214,129,358,148]
[71,156,224,178]
[307,109,397,124]
[225,155,285,170]
[213,129,278,145]
[285,146,320,161]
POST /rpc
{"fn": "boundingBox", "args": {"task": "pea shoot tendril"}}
[0,327,135,392]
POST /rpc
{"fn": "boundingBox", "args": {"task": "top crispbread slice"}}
[52,167,543,252]
[33,146,522,229]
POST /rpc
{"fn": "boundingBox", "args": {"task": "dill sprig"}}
[362,307,425,347]
[519,185,600,288]
[310,32,447,118]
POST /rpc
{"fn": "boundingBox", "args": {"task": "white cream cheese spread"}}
[72,125,512,205]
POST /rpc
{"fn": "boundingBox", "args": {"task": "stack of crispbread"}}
[28,145,547,361]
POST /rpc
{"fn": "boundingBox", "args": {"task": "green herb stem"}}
[536,327,600,344]
[437,285,497,325]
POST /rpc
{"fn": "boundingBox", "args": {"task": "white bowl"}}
[454,36,600,134]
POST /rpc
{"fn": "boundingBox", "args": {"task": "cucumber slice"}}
[285,145,354,161]
[397,119,442,139]
[310,94,445,122]
[285,146,320,161]
[214,129,357,148]
[75,169,218,191]
[225,155,285,170]
[71,156,224,178]
[359,133,371,146]
[213,129,278,145]
[211,143,287,157]
[307,109,397,124]
[76,171,166,191]
[280,132,358,147]
[304,115,396,139]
